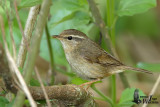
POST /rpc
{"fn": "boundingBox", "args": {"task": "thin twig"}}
[6,5,17,60]
[0,44,17,94]
[91,85,113,106]
[142,74,160,107]
[45,25,55,84]
[17,5,40,68]
[0,15,37,107]
[34,67,52,107]
[13,0,52,106]
[87,0,112,53]
[14,1,25,38]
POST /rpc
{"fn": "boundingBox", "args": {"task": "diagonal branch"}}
[87,0,112,54]
[142,74,160,107]
[17,5,40,68]
[34,67,52,107]
[14,1,25,39]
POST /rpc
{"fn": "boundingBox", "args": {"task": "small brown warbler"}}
[53,29,152,85]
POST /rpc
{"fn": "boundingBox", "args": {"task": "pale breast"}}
[65,52,107,80]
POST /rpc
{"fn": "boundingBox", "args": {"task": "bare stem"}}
[91,85,113,106]
[35,67,52,107]
[142,74,160,107]
[6,8,17,60]
[17,5,40,68]
[45,25,55,84]
[14,1,25,39]
[87,0,112,53]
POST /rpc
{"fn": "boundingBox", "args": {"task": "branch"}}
[29,85,97,106]
[17,5,40,68]
[87,0,112,53]
[0,44,17,93]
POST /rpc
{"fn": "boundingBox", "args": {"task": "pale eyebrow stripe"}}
[69,35,85,39]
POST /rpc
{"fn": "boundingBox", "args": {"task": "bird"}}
[52,29,152,85]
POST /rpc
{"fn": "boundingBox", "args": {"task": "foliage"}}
[117,0,156,17]
[19,0,42,9]
[0,96,9,106]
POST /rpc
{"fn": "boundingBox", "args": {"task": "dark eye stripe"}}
[64,37,84,41]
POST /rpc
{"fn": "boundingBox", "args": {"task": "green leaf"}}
[71,77,88,85]
[18,0,42,9]
[30,78,40,86]
[0,96,9,106]
[118,88,145,107]
[51,11,77,28]
[117,0,156,16]
[137,62,160,72]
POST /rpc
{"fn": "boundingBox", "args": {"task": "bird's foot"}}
[79,78,101,90]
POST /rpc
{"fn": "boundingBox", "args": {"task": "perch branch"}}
[29,85,96,106]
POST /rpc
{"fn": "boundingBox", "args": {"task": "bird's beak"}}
[52,35,62,39]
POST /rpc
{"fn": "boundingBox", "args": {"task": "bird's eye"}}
[67,36,72,40]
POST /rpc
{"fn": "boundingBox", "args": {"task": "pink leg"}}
[79,78,101,89]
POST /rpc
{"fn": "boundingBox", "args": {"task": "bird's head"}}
[52,29,88,52]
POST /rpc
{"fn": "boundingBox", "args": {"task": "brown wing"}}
[78,39,123,67]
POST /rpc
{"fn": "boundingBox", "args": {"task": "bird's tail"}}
[119,66,152,74]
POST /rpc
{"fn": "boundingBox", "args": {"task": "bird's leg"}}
[79,78,101,89]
